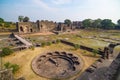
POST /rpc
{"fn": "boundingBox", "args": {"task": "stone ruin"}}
[16,20,83,34]
[0,69,25,80]
[102,43,120,59]
[32,51,83,79]
[16,20,56,34]
[0,69,14,80]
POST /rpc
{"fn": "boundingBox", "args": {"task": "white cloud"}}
[32,0,58,11]
[51,0,73,5]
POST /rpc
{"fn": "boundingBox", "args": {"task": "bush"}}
[4,62,20,74]
[11,64,20,73]
[1,47,13,57]
[92,49,99,57]
[4,62,11,68]
[41,42,46,47]
[46,42,52,46]
[74,44,80,50]
[56,39,60,44]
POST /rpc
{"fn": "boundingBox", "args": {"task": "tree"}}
[82,19,93,28]
[92,19,102,28]
[117,19,120,26]
[0,18,4,23]
[18,16,24,22]
[23,16,29,22]
[1,47,13,57]
[101,19,115,29]
[0,18,4,27]
[116,19,120,29]
[64,19,71,26]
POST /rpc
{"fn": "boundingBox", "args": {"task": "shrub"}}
[92,49,99,57]
[4,62,11,68]
[46,42,52,46]
[56,39,60,44]
[1,47,13,57]
[11,64,20,73]
[41,42,46,47]
[4,62,20,74]
[74,44,80,50]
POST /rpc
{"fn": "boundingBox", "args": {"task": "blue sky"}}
[0,0,120,23]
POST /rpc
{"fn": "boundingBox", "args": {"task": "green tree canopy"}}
[82,19,93,28]
[117,19,120,25]
[0,18,4,23]
[64,19,71,26]
[101,19,115,29]
[23,16,29,22]
[92,19,102,28]
[18,16,24,22]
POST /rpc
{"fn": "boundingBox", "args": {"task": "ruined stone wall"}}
[17,20,57,33]
[0,69,14,80]
[17,22,39,33]
[16,20,83,34]
[73,21,83,29]
[37,20,56,32]
[56,23,73,32]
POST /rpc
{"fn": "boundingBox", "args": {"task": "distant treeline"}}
[1,17,120,30]
[81,19,120,30]
[0,18,16,29]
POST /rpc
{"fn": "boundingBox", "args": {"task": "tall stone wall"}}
[17,20,57,34]
[16,22,39,33]
[16,20,83,34]
[37,20,56,32]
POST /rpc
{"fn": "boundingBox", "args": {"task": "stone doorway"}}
[20,26,24,32]
[30,29,33,32]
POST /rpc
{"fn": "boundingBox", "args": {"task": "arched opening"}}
[41,25,43,29]
[20,26,24,32]
[30,29,33,32]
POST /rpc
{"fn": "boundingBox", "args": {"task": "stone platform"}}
[32,51,83,79]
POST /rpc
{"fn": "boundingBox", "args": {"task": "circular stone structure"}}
[32,51,83,79]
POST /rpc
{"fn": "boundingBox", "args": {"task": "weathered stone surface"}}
[0,69,14,80]
[32,51,83,79]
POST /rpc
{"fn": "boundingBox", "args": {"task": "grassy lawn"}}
[2,43,99,80]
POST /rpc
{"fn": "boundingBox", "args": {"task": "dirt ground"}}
[3,43,99,80]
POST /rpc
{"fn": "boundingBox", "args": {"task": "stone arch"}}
[41,25,43,28]
[30,29,33,32]
[20,26,24,32]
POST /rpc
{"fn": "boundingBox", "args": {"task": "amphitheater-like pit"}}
[32,51,83,79]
